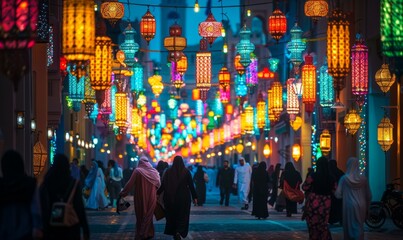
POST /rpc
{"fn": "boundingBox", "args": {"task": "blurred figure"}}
[335,157,371,240]
[233,158,252,210]
[79,165,89,189]
[70,158,80,181]
[157,156,197,240]
[280,162,302,217]
[120,156,160,240]
[0,150,42,240]
[216,160,234,206]
[328,159,344,224]
[156,160,168,181]
[193,166,207,206]
[268,163,281,208]
[40,154,89,240]
[251,162,270,219]
[108,160,123,208]
[84,160,108,210]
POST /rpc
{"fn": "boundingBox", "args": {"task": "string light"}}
[194,0,200,13]
[358,97,367,172]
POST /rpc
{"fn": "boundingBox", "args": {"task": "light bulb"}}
[194,1,200,13]
[247,9,251,17]
[223,43,228,53]
[221,27,226,37]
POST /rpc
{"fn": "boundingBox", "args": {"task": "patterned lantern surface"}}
[267,89,275,122]
[244,106,254,134]
[115,92,128,133]
[83,76,96,116]
[140,9,156,44]
[377,117,394,152]
[234,54,245,75]
[100,0,124,26]
[381,0,403,57]
[245,54,258,87]
[268,8,287,42]
[131,62,143,93]
[90,36,112,91]
[269,58,280,72]
[271,81,283,119]
[164,23,187,61]
[213,92,223,117]
[304,0,328,21]
[62,0,95,61]
[320,129,331,156]
[196,39,211,101]
[319,58,334,107]
[236,26,255,68]
[257,94,266,129]
[351,36,368,106]
[302,55,316,114]
[287,23,306,69]
[327,9,350,102]
[68,73,85,112]
[344,109,362,135]
[148,69,164,97]
[292,78,303,98]
[176,54,188,76]
[120,24,139,67]
[131,107,141,137]
[263,143,271,158]
[258,67,275,79]
[198,12,222,46]
[0,0,38,49]
[235,74,247,97]
[219,67,230,104]
[33,140,47,177]
[375,64,396,93]
[290,116,302,131]
[171,61,183,89]
[287,78,299,117]
[100,88,112,125]
[292,144,301,161]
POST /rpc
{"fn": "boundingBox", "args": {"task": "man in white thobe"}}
[233,158,252,210]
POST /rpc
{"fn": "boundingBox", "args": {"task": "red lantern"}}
[268,8,287,42]
[302,55,316,114]
[60,56,68,76]
[258,67,275,79]
[176,54,188,76]
[140,8,156,45]
[351,35,368,107]
[198,12,222,46]
[219,67,230,104]
[234,54,245,75]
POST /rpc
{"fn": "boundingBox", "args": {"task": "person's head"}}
[108,159,115,168]
[223,160,229,168]
[1,150,25,179]
[50,154,71,179]
[268,164,274,172]
[258,161,267,171]
[239,157,245,166]
[72,158,79,165]
[96,160,104,169]
[329,159,338,171]
[346,157,359,175]
[197,165,203,172]
[138,156,152,168]
[316,156,329,173]
[173,156,185,168]
[275,163,281,172]
[156,160,165,170]
[284,162,295,172]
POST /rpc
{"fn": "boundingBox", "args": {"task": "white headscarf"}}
[136,156,161,188]
[345,157,362,184]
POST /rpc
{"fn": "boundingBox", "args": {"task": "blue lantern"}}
[120,24,139,67]
[110,85,117,122]
[195,100,204,118]
[235,74,247,97]
[160,113,166,128]
[236,26,255,68]
[319,58,334,108]
[68,71,85,112]
[286,23,306,69]
[131,62,143,93]
[213,93,223,117]
[269,58,280,72]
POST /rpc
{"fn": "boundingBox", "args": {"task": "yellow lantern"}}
[240,111,246,135]
[115,92,128,134]
[267,89,276,122]
[90,36,113,91]
[181,147,189,158]
[263,143,271,158]
[344,109,362,135]
[100,0,124,26]
[202,134,210,151]
[131,107,142,137]
[286,78,299,119]
[292,143,301,161]
[271,81,283,119]
[378,117,394,152]
[196,39,212,101]
[33,141,47,177]
[148,70,164,97]
[320,129,331,156]
[236,143,244,154]
[257,94,266,129]
[177,54,188,76]
[244,106,254,134]
[304,0,329,22]
[290,116,302,131]
[375,64,396,93]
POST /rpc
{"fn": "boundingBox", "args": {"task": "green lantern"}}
[381,0,403,57]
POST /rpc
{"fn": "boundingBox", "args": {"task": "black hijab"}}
[194,165,204,181]
[312,157,335,195]
[254,161,268,183]
[43,154,73,195]
[329,159,344,183]
[163,156,188,205]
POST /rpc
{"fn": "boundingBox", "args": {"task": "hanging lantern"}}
[268,8,287,42]
[245,54,258,87]
[292,143,301,161]
[176,54,188,76]
[320,129,331,156]
[290,116,302,131]
[196,38,211,101]
[171,60,183,90]
[292,78,303,98]
[62,0,95,77]
[236,143,244,154]
[304,0,329,22]
[272,81,283,118]
[68,72,85,112]
[327,9,350,106]
[319,58,334,108]
[131,62,143,94]
[263,143,271,158]
[235,74,247,97]
[344,109,362,135]
[100,0,124,26]
[257,94,266,129]
[90,35,113,98]
[381,0,403,57]
[258,67,275,79]
[148,68,164,97]
[219,67,231,104]
[100,88,112,125]
[226,104,233,115]
[236,26,255,68]
[198,12,222,46]
[269,58,280,72]
[33,140,47,177]
[351,35,368,107]
[377,116,394,152]
[140,8,156,45]
[120,24,139,67]
[82,77,96,117]
[302,54,316,114]
[287,23,306,70]
[234,54,245,75]
[131,107,141,137]
[192,89,201,101]
[213,92,223,117]
[244,106,254,134]
[115,92,128,134]
[164,23,187,62]
[375,64,396,93]
[287,78,300,120]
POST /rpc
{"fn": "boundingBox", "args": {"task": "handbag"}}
[50,180,80,227]
[283,180,304,203]
[116,196,131,214]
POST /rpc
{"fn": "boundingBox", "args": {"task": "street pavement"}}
[88,191,403,239]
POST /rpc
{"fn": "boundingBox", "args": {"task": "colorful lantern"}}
[292,78,303,98]
[100,0,124,26]
[287,23,306,70]
[100,88,112,125]
[292,143,301,161]
[131,62,143,93]
[171,60,183,90]
[257,94,266,129]
[377,116,394,152]
[176,54,188,76]
[164,23,187,62]
[258,67,275,79]
[327,9,350,106]
[290,116,302,131]
[320,129,331,156]
[213,92,223,117]
[82,76,96,116]
[115,92,128,134]
[131,107,141,137]
[245,54,258,87]
[140,8,156,45]
[235,74,247,97]
[0,0,38,49]
[120,24,139,67]
[375,64,396,93]
[351,35,368,107]
[272,81,283,118]
[234,54,245,75]
[287,78,299,119]
[236,26,255,68]
[67,72,85,112]
[268,8,287,42]
[244,106,254,134]
[344,109,362,135]
[304,0,329,22]
[302,54,316,114]
[219,67,231,104]
[148,68,164,97]
[381,0,403,57]
[198,12,222,46]
[263,143,271,158]
[196,38,211,101]
[269,58,280,72]
[319,58,334,108]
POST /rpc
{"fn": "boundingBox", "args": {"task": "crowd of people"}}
[0,149,372,240]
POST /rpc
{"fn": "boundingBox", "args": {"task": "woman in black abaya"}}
[251,161,270,219]
[193,165,206,206]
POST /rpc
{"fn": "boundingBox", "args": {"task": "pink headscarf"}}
[136,156,161,188]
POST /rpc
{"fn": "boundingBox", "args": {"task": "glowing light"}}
[268,8,287,42]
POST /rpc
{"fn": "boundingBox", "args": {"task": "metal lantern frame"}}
[140,8,156,44]
[344,109,362,135]
[100,0,124,26]
[377,116,394,152]
[375,64,396,93]
[320,129,332,156]
[269,8,287,42]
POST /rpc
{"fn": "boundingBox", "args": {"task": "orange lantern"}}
[258,67,275,79]
[176,54,188,76]
[244,106,254,134]
[115,92,128,134]
[257,94,266,129]
[140,8,156,45]
[292,143,301,161]
[164,23,187,62]
[304,0,329,22]
[226,104,233,115]
[100,0,124,26]
[267,89,276,122]
[302,54,316,114]
[268,8,287,42]
[263,143,271,158]
[234,54,245,75]
[271,81,283,119]
[320,129,332,156]
[198,12,222,46]
[192,88,201,100]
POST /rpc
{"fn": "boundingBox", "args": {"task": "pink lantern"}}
[287,78,299,120]
[198,12,222,46]
[351,35,368,107]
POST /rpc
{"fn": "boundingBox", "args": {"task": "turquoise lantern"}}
[67,70,85,112]
[160,113,166,128]
[287,23,306,70]
[269,58,280,72]
[120,24,139,67]
[110,85,117,122]
[131,62,143,93]
[236,26,255,68]
[235,74,247,97]
[196,100,204,118]
[213,92,223,117]
[319,58,334,108]
[89,103,99,124]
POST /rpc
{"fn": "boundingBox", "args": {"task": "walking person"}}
[84,160,109,210]
[268,163,281,208]
[251,161,270,219]
[280,162,302,217]
[120,156,161,240]
[193,165,207,206]
[157,156,197,240]
[302,157,336,240]
[328,159,344,224]
[0,150,42,240]
[108,160,123,208]
[40,154,89,240]
[233,158,252,210]
[216,160,234,206]
[335,157,371,240]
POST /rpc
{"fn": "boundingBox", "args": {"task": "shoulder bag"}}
[49,180,80,227]
[283,180,304,203]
